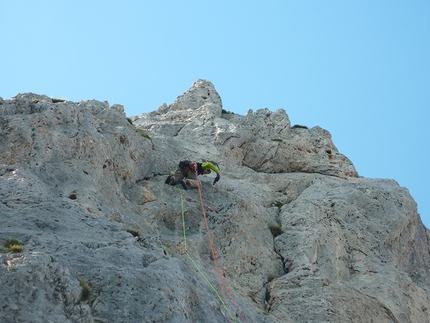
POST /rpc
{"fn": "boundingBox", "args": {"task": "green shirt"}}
[201,162,220,174]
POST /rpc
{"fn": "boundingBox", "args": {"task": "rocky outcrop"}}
[133,80,357,178]
[271,176,430,322]
[0,82,429,323]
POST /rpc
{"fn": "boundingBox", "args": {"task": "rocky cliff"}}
[1,80,429,323]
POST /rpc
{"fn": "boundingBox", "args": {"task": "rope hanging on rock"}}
[178,174,247,322]
[178,187,236,322]
[194,171,246,323]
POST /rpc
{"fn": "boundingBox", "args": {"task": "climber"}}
[165,160,220,190]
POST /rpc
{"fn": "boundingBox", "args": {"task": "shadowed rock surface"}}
[1,81,429,323]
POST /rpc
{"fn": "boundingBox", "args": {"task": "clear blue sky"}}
[1,1,429,228]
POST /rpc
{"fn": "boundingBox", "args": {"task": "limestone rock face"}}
[1,83,429,323]
[271,177,430,322]
[133,79,357,178]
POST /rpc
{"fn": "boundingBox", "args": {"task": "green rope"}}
[180,188,187,251]
[178,187,236,322]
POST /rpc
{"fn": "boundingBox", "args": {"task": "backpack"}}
[178,160,191,171]
[178,160,193,175]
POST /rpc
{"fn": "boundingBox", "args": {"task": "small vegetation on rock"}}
[291,124,308,129]
[135,128,155,149]
[135,128,152,141]
[52,98,66,103]
[126,228,142,237]
[32,98,47,103]
[269,224,284,238]
[78,278,92,302]
[271,138,283,142]
[273,201,285,208]
[267,274,279,283]
[265,288,271,302]
[1,238,24,253]
[8,244,24,253]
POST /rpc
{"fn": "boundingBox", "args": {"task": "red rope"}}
[195,171,247,323]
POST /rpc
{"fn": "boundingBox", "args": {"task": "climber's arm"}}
[201,162,220,174]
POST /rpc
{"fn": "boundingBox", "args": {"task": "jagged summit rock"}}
[1,83,429,323]
[134,80,358,178]
[168,79,223,112]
